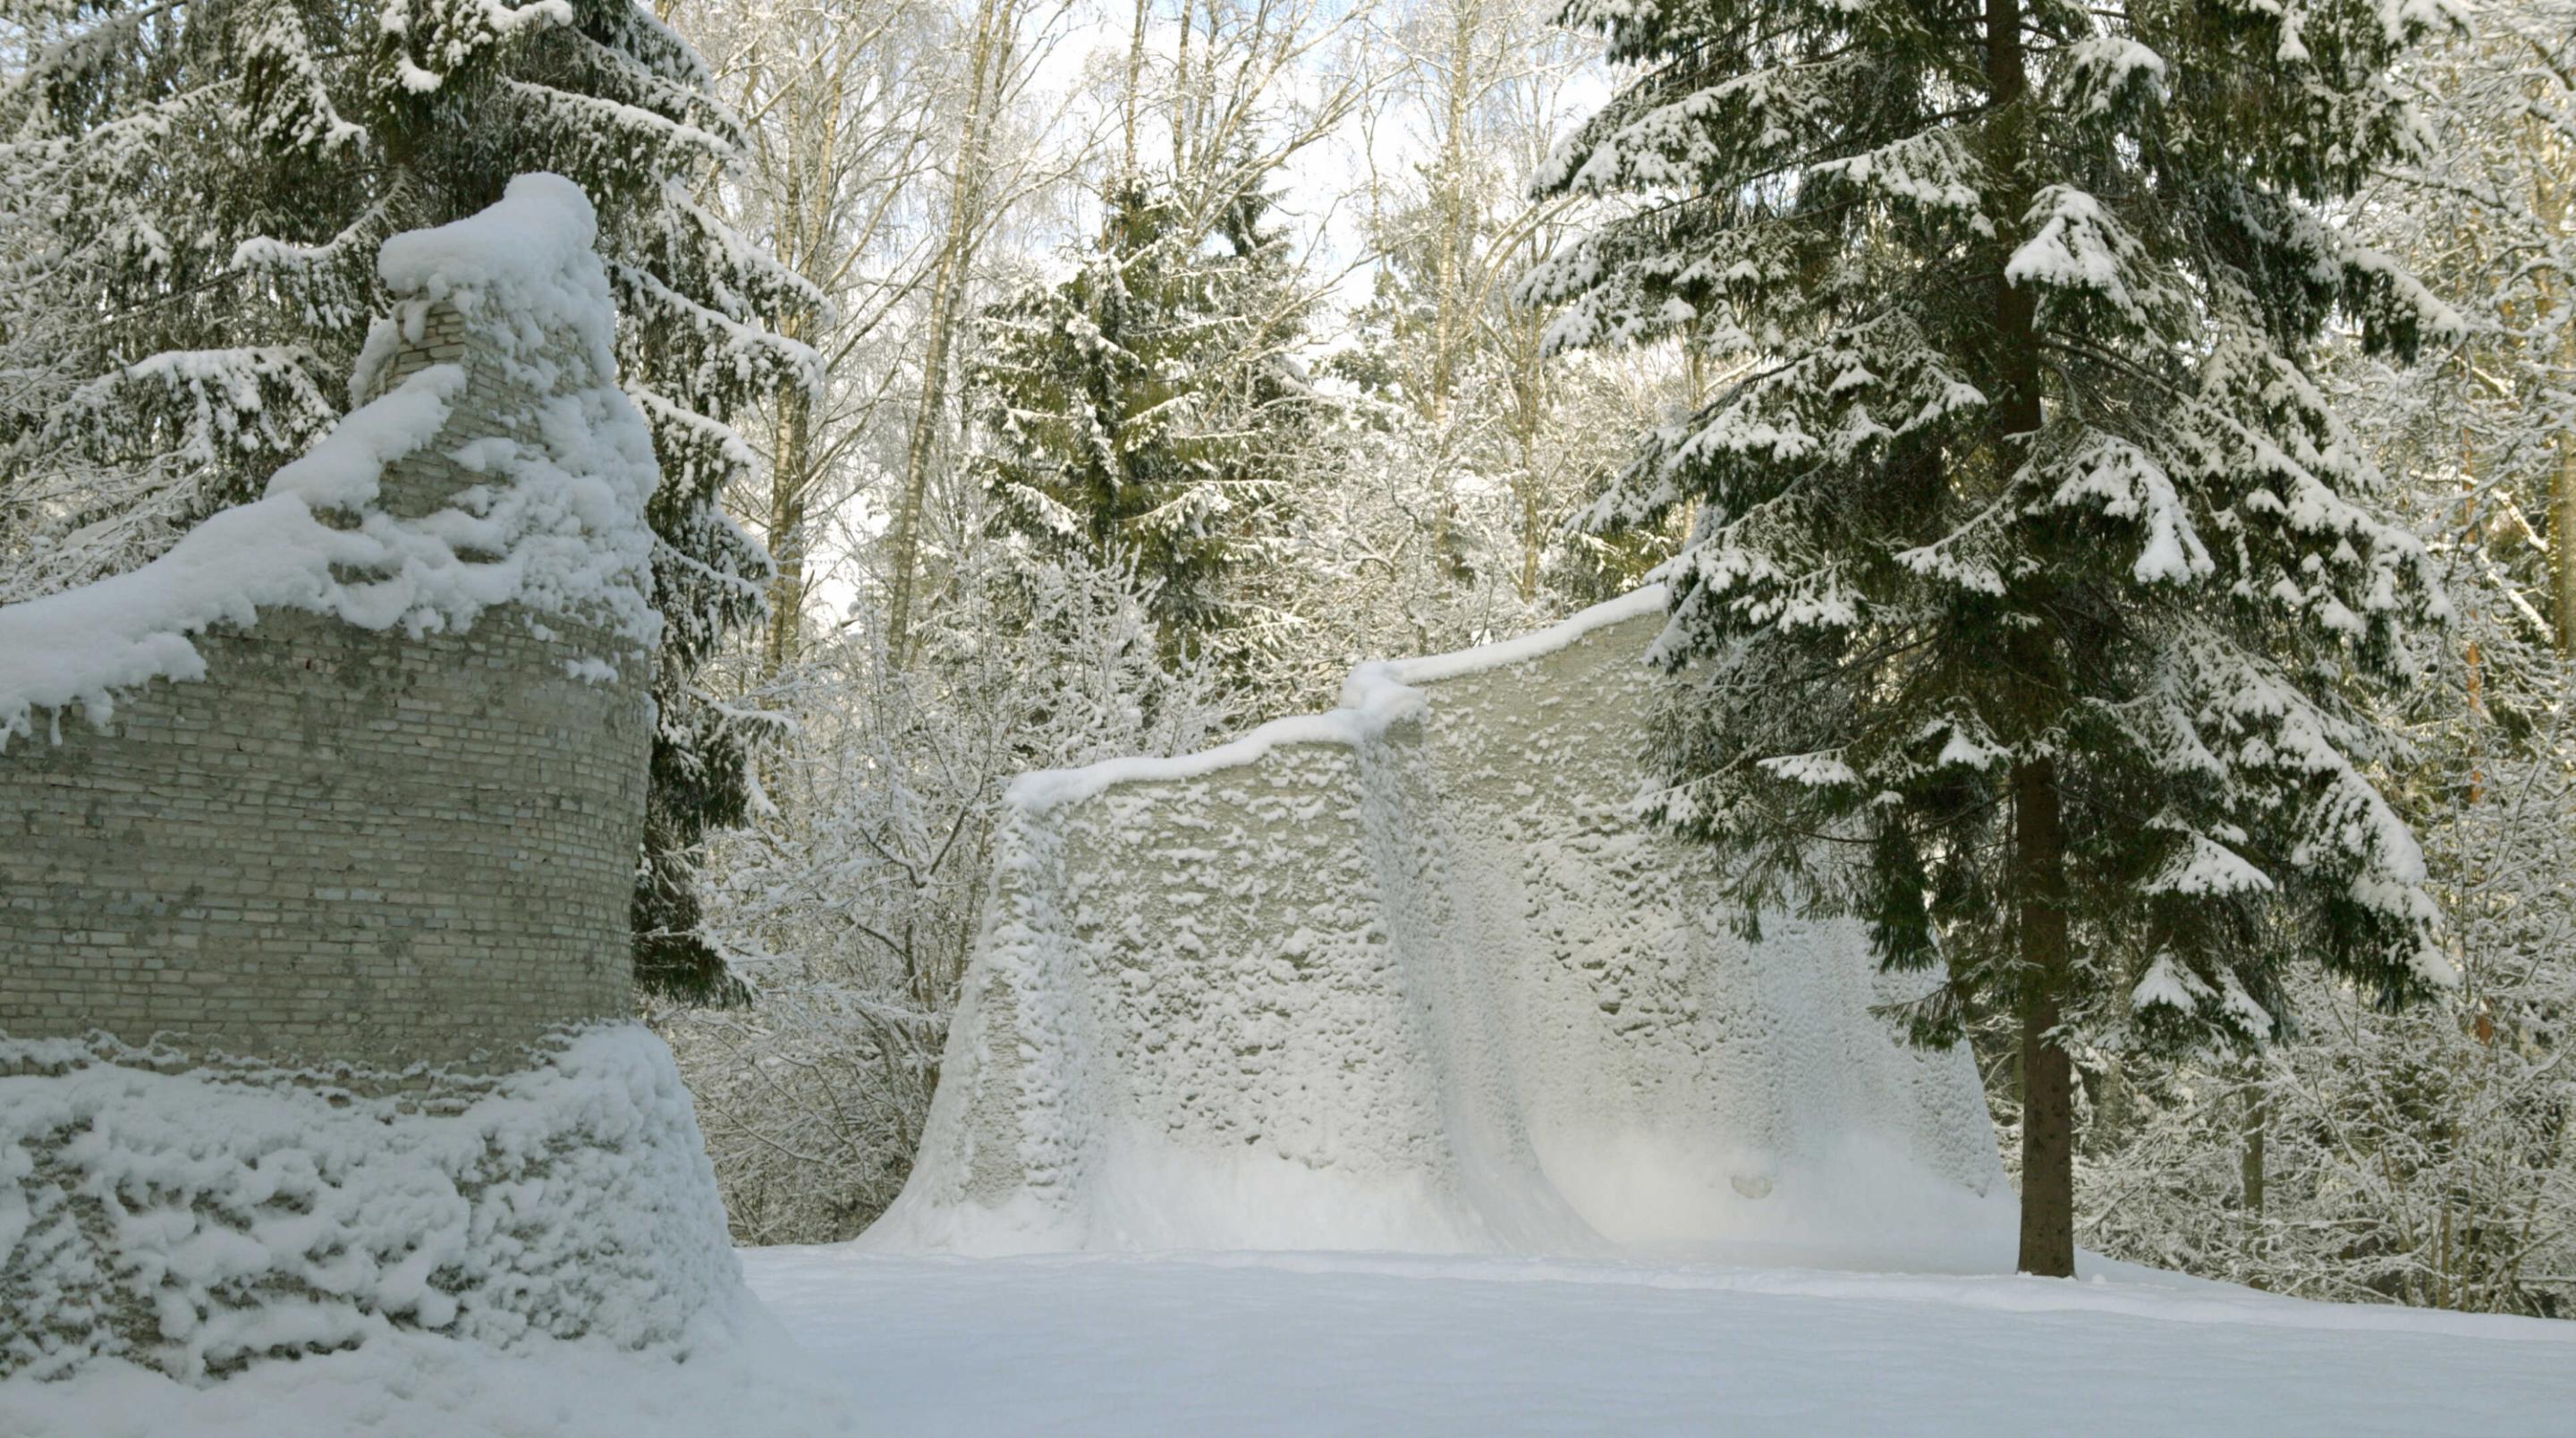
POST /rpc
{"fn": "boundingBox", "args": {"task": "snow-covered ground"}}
[742,1245,2576,1436]
[10,1239,2568,1433]
[0,1319,857,1438]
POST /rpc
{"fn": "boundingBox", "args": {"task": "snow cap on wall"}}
[1002,584,1671,814]
[0,174,658,748]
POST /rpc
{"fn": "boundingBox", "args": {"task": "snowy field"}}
[7,1243,2570,1434]
[743,1246,2576,1437]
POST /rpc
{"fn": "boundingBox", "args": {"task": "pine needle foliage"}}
[974,175,1314,654]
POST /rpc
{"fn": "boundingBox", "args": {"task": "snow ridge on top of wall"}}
[1005,585,1669,814]
[0,174,657,748]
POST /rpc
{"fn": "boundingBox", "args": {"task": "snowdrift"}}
[0,1028,743,1380]
[868,588,2006,1257]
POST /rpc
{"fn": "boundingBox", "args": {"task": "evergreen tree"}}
[0,0,820,1002]
[973,174,1312,653]
[1530,0,2461,1273]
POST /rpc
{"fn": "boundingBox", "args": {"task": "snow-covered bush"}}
[657,539,1232,1242]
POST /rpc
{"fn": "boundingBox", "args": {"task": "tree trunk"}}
[1509,309,1546,601]
[2014,757,2077,1278]
[1170,0,1192,176]
[885,0,1011,662]
[2554,437,2576,653]
[1121,0,1148,176]
[759,117,817,678]
[1982,0,2072,1284]
[2241,1073,2267,1221]
[1417,0,1485,579]
[1425,0,1477,422]
[2532,148,2576,651]
[884,238,962,661]
[764,378,813,675]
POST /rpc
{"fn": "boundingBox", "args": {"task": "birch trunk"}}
[886,0,1015,662]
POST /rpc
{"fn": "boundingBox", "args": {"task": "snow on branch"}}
[2040,432,2214,585]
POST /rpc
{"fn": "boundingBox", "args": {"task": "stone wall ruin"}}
[0,179,746,1383]
[869,591,2007,1258]
[0,269,646,1071]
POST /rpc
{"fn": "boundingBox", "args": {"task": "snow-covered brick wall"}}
[0,175,654,1068]
[0,179,762,1391]
[869,590,2007,1257]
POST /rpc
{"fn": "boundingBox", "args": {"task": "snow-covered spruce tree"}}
[2077,577,2576,1315]
[973,173,1315,656]
[1529,0,2462,1273]
[0,0,818,1001]
[2054,240,2576,1313]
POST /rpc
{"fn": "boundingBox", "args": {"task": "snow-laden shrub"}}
[659,541,1233,1243]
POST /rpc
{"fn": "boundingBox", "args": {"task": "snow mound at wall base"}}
[0,1026,750,1383]
[868,588,2008,1258]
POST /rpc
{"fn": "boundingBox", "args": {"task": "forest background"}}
[2,0,2569,1317]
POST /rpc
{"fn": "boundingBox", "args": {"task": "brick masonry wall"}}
[0,301,648,1069]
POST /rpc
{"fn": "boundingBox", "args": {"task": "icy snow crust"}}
[870,587,2008,1256]
[0,173,658,747]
